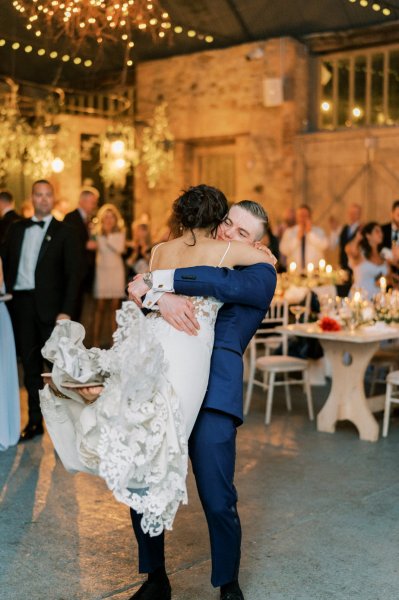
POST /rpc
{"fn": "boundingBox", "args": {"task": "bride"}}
[40,184,274,536]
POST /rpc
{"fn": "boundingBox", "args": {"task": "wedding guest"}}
[0,257,20,451]
[63,186,99,320]
[382,200,399,250]
[92,204,126,347]
[153,216,173,245]
[0,190,21,246]
[280,204,328,269]
[1,179,81,441]
[275,207,295,269]
[381,200,399,281]
[346,222,389,299]
[262,223,280,267]
[330,203,362,296]
[52,198,70,221]
[276,206,296,239]
[126,215,152,277]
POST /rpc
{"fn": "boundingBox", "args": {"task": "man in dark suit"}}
[382,199,399,252]
[330,203,362,296]
[0,190,21,246]
[1,180,81,441]
[63,186,99,320]
[381,200,399,280]
[127,200,277,600]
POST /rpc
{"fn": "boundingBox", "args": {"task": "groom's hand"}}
[158,294,199,335]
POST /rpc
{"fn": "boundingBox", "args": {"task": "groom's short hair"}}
[234,200,268,240]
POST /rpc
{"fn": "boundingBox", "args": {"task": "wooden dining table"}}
[277,323,399,442]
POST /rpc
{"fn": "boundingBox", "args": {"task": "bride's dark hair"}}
[171,184,228,244]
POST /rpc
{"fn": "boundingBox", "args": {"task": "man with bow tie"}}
[1,180,81,441]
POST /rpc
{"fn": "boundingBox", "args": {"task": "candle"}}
[380,276,387,293]
[319,259,326,271]
[307,262,314,274]
[289,261,297,273]
[326,264,333,274]
[353,291,361,304]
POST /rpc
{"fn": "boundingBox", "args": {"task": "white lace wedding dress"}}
[40,297,222,536]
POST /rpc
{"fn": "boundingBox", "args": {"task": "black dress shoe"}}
[220,589,244,600]
[19,423,44,442]
[128,579,171,599]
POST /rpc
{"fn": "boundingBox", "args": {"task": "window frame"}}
[317,43,399,130]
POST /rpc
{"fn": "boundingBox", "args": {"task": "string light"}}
[11,0,215,61]
[346,0,392,17]
[12,1,172,45]
[0,37,93,68]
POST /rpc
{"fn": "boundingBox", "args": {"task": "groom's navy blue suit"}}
[131,263,276,587]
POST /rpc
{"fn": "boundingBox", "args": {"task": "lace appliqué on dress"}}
[40,302,188,537]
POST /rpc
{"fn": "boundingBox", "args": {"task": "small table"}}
[277,324,399,442]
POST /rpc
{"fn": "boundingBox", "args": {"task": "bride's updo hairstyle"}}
[171,184,228,244]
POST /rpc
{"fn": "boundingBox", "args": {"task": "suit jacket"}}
[63,209,95,284]
[382,222,393,250]
[173,263,277,424]
[1,217,81,323]
[339,224,359,271]
[0,209,21,246]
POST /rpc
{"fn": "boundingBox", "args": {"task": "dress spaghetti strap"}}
[217,241,231,267]
[149,242,166,271]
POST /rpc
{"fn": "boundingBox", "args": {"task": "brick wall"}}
[135,37,309,236]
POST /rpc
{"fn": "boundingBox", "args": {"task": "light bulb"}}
[111,140,125,155]
[51,157,65,173]
[114,158,126,169]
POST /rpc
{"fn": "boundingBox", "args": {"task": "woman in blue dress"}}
[346,222,389,299]
[0,258,20,450]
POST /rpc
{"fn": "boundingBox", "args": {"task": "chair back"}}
[250,299,289,357]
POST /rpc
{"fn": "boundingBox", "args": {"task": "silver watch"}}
[143,272,153,289]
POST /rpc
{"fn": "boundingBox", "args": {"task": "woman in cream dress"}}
[92,203,126,346]
[40,185,274,536]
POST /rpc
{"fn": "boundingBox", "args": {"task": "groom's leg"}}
[130,509,166,573]
[189,409,241,588]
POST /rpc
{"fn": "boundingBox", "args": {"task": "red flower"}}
[319,316,341,332]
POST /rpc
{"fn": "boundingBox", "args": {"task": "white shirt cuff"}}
[143,290,165,310]
[152,269,175,292]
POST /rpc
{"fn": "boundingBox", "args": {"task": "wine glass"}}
[290,304,306,325]
[338,297,352,330]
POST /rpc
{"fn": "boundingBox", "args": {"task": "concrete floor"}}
[1,383,399,600]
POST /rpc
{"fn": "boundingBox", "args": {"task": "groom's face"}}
[217,205,262,244]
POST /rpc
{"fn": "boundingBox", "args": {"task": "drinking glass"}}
[290,304,306,324]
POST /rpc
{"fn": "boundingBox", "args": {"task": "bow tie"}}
[27,219,45,228]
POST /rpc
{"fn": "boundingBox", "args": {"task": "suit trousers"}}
[130,409,241,588]
[10,291,54,425]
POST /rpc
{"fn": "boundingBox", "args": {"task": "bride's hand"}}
[253,242,277,266]
[158,293,199,335]
[77,386,104,403]
[127,274,149,307]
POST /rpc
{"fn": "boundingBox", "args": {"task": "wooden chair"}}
[244,298,314,425]
[382,370,399,437]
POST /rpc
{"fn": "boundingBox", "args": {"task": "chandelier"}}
[12,0,173,47]
[99,123,138,188]
[0,78,74,183]
[98,102,173,189]
[141,102,174,189]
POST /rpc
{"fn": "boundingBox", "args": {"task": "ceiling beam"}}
[224,0,254,41]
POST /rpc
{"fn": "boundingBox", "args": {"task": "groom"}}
[128,199,277,600]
